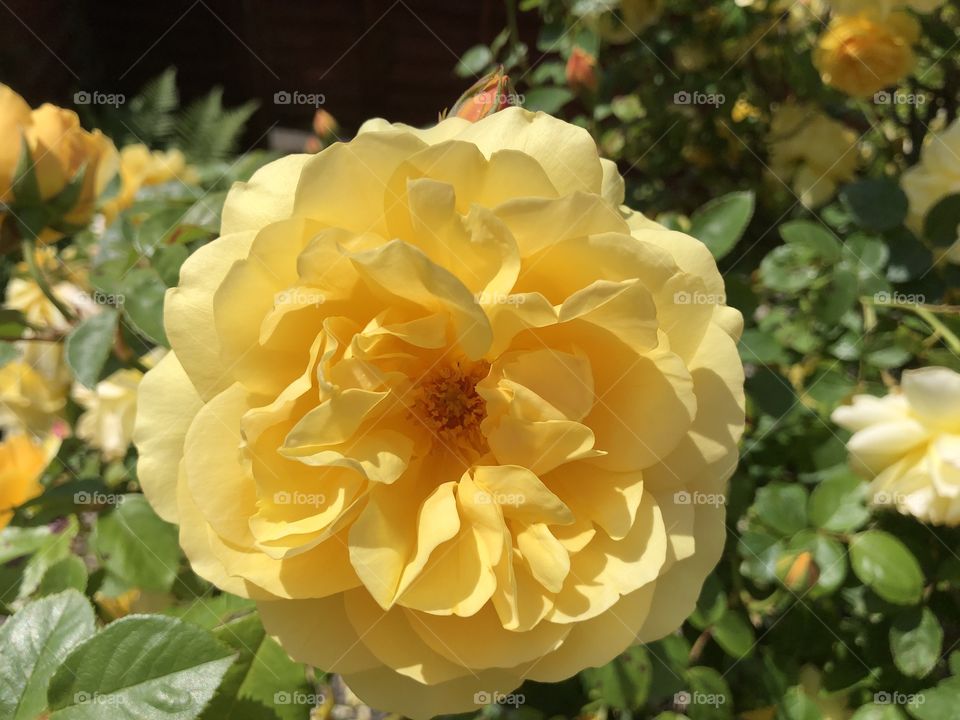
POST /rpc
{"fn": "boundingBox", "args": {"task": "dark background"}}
[0,0,536,143]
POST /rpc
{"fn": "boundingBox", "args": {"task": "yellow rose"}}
[814,12,919,98]
[102,144,197,223]
[587,0,663,44]
[4,278,98,332]
[134,107,745,718]
[0,434,50,529]
[73,367,144,461]
[0,341,70,436]
[901,117,960,232]
[0,85,118,241]
[832,367,960,526]
[768,101,859,207]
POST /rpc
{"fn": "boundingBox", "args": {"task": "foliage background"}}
[2,1,960,720]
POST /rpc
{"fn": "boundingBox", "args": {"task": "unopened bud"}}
[566,47,599,93]
[776,550,820,593]
[312,109,338,138]
[450,66,519,122]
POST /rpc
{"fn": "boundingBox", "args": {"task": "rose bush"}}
[134,107,745,716]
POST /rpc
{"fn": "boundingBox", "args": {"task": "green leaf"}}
[201,612,310,720]
[850,704,907,720]
[523,87,575,114]
[754,482,808,536]
[841,179,909,232]
[0,312,28,342]
[907,679,960,720]
[684,666,732,720]
[689,191,755,260]
[785,531,848,597]
[455,45,494,77]
[690,573,727,629]
[712,611,755,659]
[890,608,943,678]
[47,614,235,719]
[581,645,652,711]
[65,309,119,388]
[780,220,842,263]
[0,590,96,720]
[923,194,960,248]
[37,556,88,597]
[121,268,169,345]
[850,531,924,605]
[808,473,869,532]
[779,686,823,720]
[93,495,180,593]
[740,328,790,365]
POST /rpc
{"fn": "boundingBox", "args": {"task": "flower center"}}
[411,360,489,459]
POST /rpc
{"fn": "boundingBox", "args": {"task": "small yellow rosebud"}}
[777,550,821,592]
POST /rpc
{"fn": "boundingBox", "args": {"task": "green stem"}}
[914,307,960,355]
[20,239,75,323]
[868,298,960,354]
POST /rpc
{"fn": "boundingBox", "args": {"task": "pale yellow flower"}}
[814,12,919,98]
[134,107,745,718]
[0,341,70,436]
[833,367,960,526]
[73,368,143,461]
[768,101,859,207]
[901,117,960,232]
[4,277,98,333]
[0,84,118,242]
[102,144,197,223]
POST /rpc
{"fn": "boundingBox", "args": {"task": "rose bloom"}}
[102,143,197,223]
[0,84,117,241]
[4,278,98,333]
[73,367,145,461]
[813,12,919,99]
[832,367,960,526]
[0,341,70,437]
[901,117,960,234]
[768,101,859,207]
[0,434,53,529]
[134,108,745,717]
